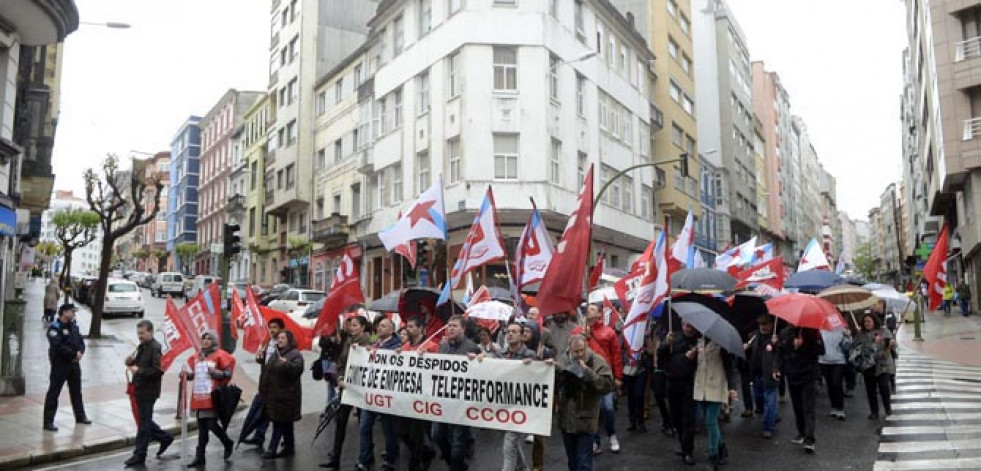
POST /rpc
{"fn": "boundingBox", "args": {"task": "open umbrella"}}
[729,291,770,334]
[784,270,841,293]
[368,290,401,312]
[486,286,516,304]
[765,293,847,331]
[399,287,465,321]
[862,283,893,292]
[236,394,267,448]
[671,301,746,359]
[818,284,879,312]
[871,288,913,314]
[671,268,737,293]
[667,292,757,340]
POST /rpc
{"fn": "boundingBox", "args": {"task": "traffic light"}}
[223,223,242,257]
[679,153,690,178]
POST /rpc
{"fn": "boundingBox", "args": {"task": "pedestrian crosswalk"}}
[874,351,981,470]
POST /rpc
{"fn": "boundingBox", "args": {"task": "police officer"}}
[43,303,91,431]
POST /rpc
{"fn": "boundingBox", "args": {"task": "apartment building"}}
[134,151,171,273]
[241,95,275,286]
[40,190,103,277]
[610,0,700,238]
[692,0,758,245]
[167,116,202,274]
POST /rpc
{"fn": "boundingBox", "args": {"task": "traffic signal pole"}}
[220,223,242,352]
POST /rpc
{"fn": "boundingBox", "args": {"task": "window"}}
[672,123,683,147]
[392,163,403,202]
[377,28,387,66]
[334,139,342,163]
[622,107,632,143]
[608,35,616,67]
[550,139,561,185]
[448,138,462,184]
[681,54,691,75]
[669,80,681,102]
[351,183,361,219]
[417,71,430,114]
[623,175,633,213]
[354,64,363,85]
[575,1,585,37]
[288,78,298,104]
[494,0,517,5]
[639,122,650,157]
[448,0,463,15]
[493,134,518,179]
[577,151,587,187]
[286,120,297,146]
[417,151,431,193]
[447,52,460,97]
[680,14,690,35]
[251,161,258,189]
[549,0,558,17]
[393,16,404,55]
[393,89,403,128]
[335,79,343,104]
[667,0,677,17]
[419,0,432,36]
[278,87,286,108]
[596,23,604,56]
[493,47,518,91]
[289,35,298,63]
[378,169,390,206]
[316,197,325,219]
[668,37,678,59]
[316,91,327,116]
[641,185,653,219]
[299,211,307,234]
[682,94,694,115]
[358,100,371,149]
[619,47,628,75]
[316,148,326,170]
[377,98,388,135]
[549,55,559,100]
[286,163,295,189]
[598,92,608,130]
[576,73,585,116]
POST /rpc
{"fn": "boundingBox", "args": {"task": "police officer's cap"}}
[58,303,76,315]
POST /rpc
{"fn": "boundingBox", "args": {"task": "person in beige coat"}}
[44,278,60,323]
[692,338,738,471]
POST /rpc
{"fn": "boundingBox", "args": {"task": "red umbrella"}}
[764,293,847,331]
[126,370,139,425]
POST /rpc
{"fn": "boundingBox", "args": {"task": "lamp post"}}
[79,21,131,29]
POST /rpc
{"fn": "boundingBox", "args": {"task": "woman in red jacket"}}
[183,331,236,468]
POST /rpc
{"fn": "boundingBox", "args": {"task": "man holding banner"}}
[500,321,537,471]
[433,315,484,471]
[557,335,615,471]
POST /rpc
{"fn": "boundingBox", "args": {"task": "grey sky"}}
[724,0,907,221]
[52,0,267,195]
[54,0,903,222]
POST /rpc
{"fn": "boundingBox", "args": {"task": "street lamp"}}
[79,21,131,29]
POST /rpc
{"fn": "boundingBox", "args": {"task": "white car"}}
[268,289,325,318]
[186,275,221,298]
[152,272,185,298]
[103,279,145,318]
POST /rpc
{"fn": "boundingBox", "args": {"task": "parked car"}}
[75,277,99,305]
[102,279,145,318]
[186,275,221,298]
[151,272,185,298]
[267,289,325,316]
[259,284,292,306]
[139,274,155,289]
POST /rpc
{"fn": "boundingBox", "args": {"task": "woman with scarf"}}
[260,330,304,459]
[854,313,895,419]
[182,330,236,468]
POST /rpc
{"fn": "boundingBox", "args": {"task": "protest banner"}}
[341,348,555,436]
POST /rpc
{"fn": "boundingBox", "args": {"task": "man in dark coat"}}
[357,317,402,471]
[659,321,699,466]
[433,315,484,471]
[240,318,284,449]
[43,303,90,431]
[775,324,825,454]
[124,321,174,466]
[745,315,780,438]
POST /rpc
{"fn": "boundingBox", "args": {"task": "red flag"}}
[614,271,643,309]
[588,250,605,291]
[240,287,268,354]
[160,299,193,372]
[173,283,222,346]
[922,224,950,311]
[259,306,314,351]
[312,278,365,338]
[330,248,358,290]
[735,256,786,292]
[602,295,622,328]
[393,212,418,268]
[538,165,594,316]
[229,289,243,340]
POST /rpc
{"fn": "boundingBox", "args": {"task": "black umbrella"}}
[672,301,746,360]
[399,287,465,322]
[486,286,515,304]
[671,268,737,293]
[784,270,841,293]
[211,383,242,432]
[236,393,267,448]
[368,290,401,312]
[313,395,343,444]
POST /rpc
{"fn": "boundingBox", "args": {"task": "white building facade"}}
[40,190,103,276]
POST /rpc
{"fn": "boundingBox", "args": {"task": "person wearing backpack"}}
[853,314,894,420]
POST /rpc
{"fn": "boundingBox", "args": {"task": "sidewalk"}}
[897,308,981,367]
[0,280,261,470]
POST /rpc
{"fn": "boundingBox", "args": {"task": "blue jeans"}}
[592,392,616,445]
[699,402,722,457]
[358,409,399,467]
[753,377,779,433]
[961,298,971,315]
[562,432,594,471]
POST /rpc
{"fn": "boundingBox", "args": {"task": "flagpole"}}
[442,175,454,317]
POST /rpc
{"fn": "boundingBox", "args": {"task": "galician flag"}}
[448,187,506,290]
[716,237,757,271]
[622,231,670,355]
[750,242,774,265]
[379,176,447,251]
[671,211,695,267]
[515,204,555,287]
[798,238,830,272]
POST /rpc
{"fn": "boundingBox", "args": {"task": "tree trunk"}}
[60,251,73,304]
[88,238,115,338]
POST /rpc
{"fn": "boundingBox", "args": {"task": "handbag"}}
[848,339,877,372]
[311,356,325,381]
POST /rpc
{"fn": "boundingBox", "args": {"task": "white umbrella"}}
[465,300,514,321]
[871,289,913,314]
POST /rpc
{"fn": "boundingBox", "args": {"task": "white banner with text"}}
[341,347,555,436]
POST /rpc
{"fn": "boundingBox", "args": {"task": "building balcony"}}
[227,194,245,213]
[956,36,981,62]
[270,31,280,49]
[311,213,350,248]
[651,104,664,131]
[265,185,306,216]
[356,148,374,174]
[963,117,981,141]
[5,0,79,46]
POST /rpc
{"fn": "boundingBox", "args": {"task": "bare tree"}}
[84,154,162,337]
[52,208,100,302]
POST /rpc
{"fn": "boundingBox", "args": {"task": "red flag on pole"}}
[312,278,366,338]
[160,299,193,372]
[588,249,605,292]
[922,223,950,311]
[735,256,786,292]
[537,165,594,316]
[602,295,622,328]
[259,306,314,351]
[239,287,268,354]
[229,289,243,340]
